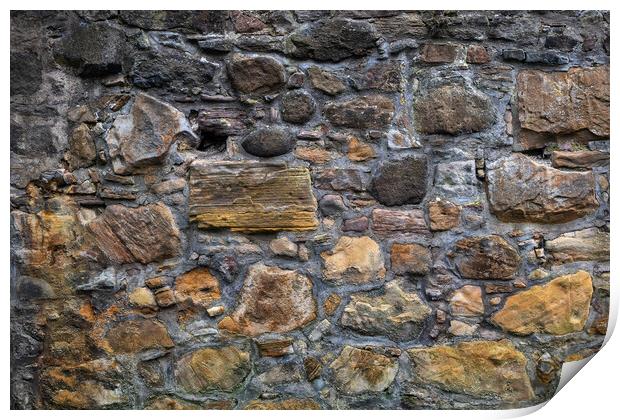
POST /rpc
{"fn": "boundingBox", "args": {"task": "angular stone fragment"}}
[450,235,520,280]
[227,54,286,95]
[218,263,316,336]
[330,346,398,394]
[308,66,346,95]
[104,319,174,354]
[175,268,221,308]
[189,161,318,232]
[175,346,250,393]
[55,21,125,76]
[65,124,97,170]
[324,95,395,129]
[486,153,598,223]
[241,127,295,157]
[546,228,609,263]
[551,150,609,169]
[408,340,534,402]
[341,281,431,340]
[105,93,195,174]
[87,203,181,265]
[321,236,385,285]
[281,90,315,124]
[288,18,378,62]
[428,198,460,231]
[371,156,427,206]
[245,399,321,410]
[269,237,298,257]
[492,271,593,335]
[372,209,429,236]
[324,293,342,315]
[515,66,609,150]
[390,243,431,275]
[414,84,496,135]
[450,286,484,317]
[256,338,294,357]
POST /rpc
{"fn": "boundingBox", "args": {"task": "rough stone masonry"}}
[10,10,609,410]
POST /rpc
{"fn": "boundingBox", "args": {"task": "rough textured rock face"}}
[487,153,599,223]
[321,236,385,285]
[492,271,593,335]
[450,235,520,280]
[324,95,395,129]
[175,346,251,392]
[408,341,534,402]
[371,156,427,206]
[287,18,378,62]
[11,10,609,410]
[87,203,181,264]
[227,54,285,95]
[341,281,432,340]
[515,66,609,150]
[330,346,398,394]
[189,161,318,232]
[219,263,316,336]
[106,93,195,174]
[414,84,496,135]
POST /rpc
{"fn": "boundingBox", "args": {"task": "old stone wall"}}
[10,10,610,409]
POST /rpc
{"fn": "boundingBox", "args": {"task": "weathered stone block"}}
[330,346,398,394]
[218,263,316,336]
[105,93,195,174]
[515,66,609,150]
[492,271,593,335]
[189,161,318,232]
[341,281,431,340]
[414,84,496,135]
[324,95,395,129]
[487,153,598,223]
[321,236,385,285]
[87,203,181,265]
[450,235,520,280]
[408,340,534,402]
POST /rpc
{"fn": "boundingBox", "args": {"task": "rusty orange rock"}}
[491,271,593,335]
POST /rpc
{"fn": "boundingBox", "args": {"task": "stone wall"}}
[10,10,610,410]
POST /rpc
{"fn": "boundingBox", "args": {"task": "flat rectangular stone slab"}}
[189,160,318,232]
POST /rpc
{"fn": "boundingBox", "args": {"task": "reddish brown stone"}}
[175,267,221,308]
[551,150,609,169]
[515,66,609,150]
[421,43,458,63]
[466,45,490,64]
[104,319,174,354]
[428,198,460,231]
[324,95,395,129]
[87,203,181,264]
[487,153,598,223]
[450,235,520,280]
[372,209,429,236]
[390,243,431,275]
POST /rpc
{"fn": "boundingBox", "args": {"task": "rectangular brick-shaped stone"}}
[371,208,429,236]
[189,161,318,232]
[515,66,609,150]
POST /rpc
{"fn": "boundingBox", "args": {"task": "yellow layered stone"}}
[189,161,318,232]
